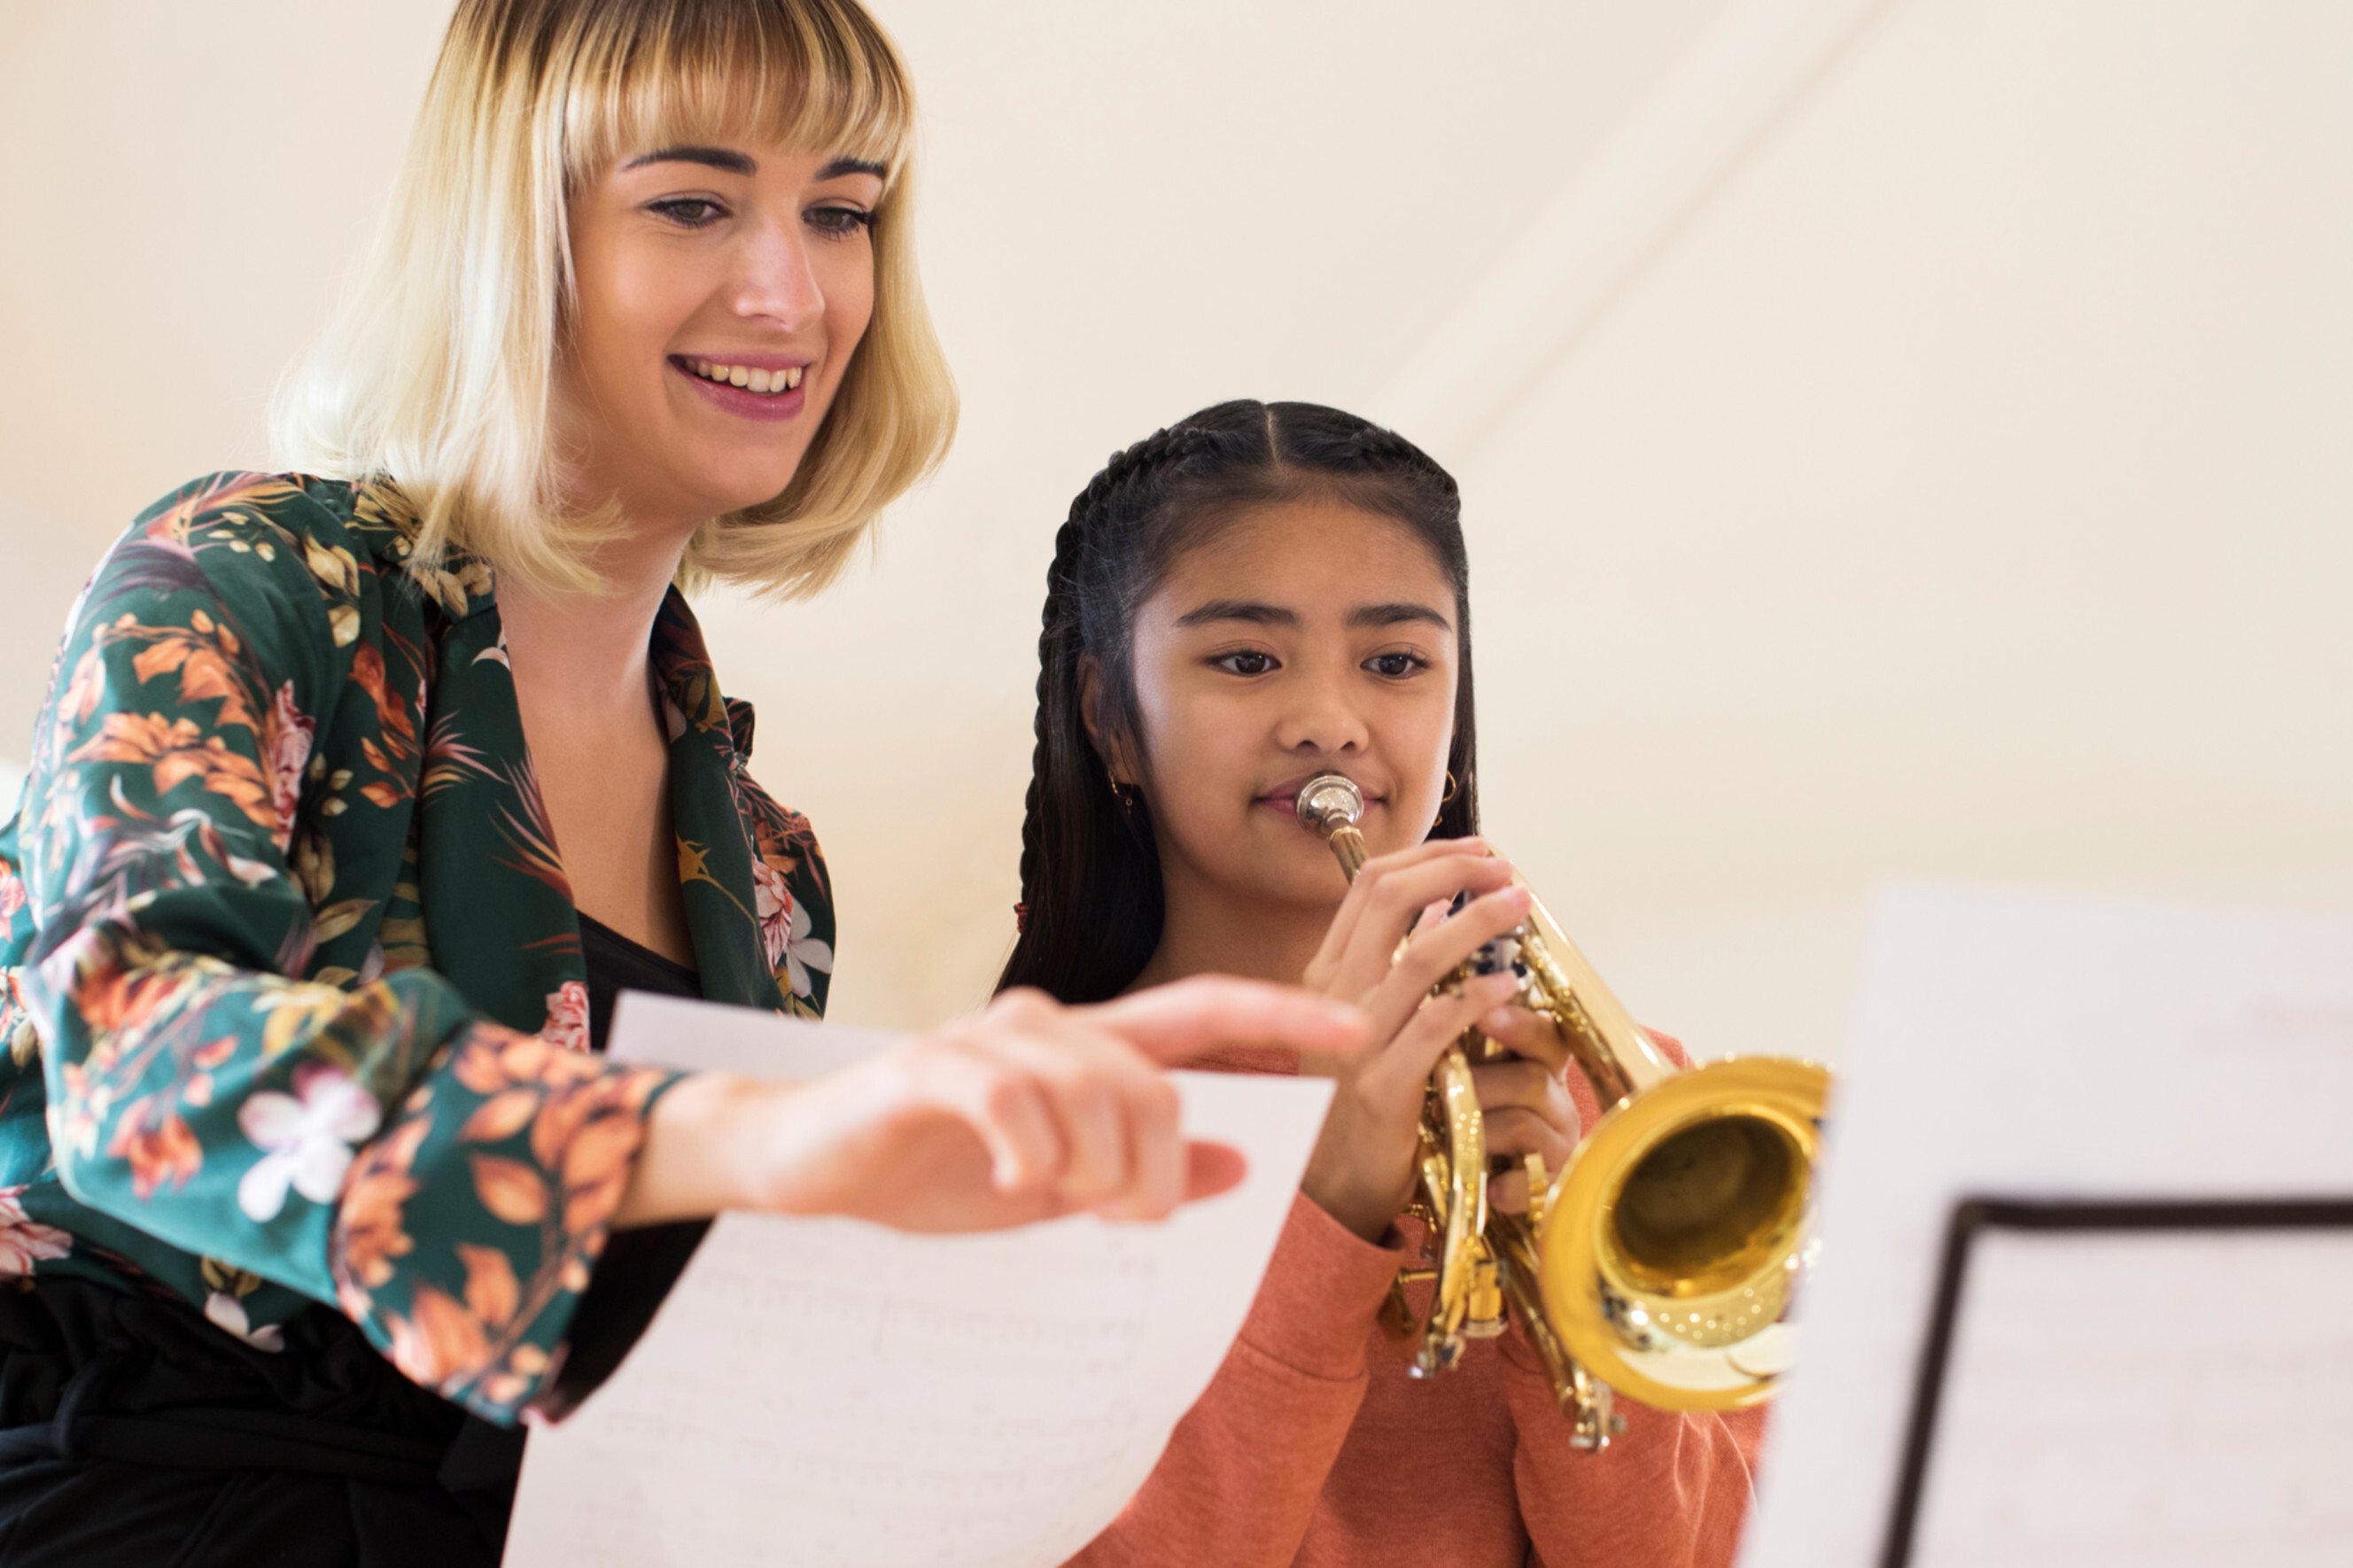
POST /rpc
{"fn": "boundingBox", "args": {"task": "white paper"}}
[504,992,1335,1568]
[1739,885,2353,1568]
[1911,1226,2353,1568]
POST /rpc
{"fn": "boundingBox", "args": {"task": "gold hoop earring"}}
[1440,770,1460,806]
[1105,759,1138,823]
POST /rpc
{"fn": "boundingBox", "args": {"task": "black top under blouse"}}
[537,915,712,1407]
[578,912,703,1052]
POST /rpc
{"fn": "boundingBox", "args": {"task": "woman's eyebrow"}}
[622,144,756,175]
[818,156,888,181]
[1347,602,1452,630]
[1176,599,1299,628]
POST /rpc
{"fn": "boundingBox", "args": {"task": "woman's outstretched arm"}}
[617,979,1366,1234]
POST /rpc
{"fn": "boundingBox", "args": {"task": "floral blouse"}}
[0,472,835,1423]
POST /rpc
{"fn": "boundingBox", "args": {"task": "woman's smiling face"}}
[556,141,884,528]
[1106,498,1461,911]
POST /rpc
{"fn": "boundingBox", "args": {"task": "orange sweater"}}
[1068,1043,1765,1568]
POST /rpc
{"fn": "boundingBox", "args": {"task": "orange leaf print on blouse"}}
[455,1241,521,1328]
[77,951,195,1042]
[459,1088,542,1144]
[468,1154,549,1225]
[106,1097,203,1199]
[67,714,276,835]
[559,1114,640,1231]
[389,1283,491,1390]
[348,644,419,751]
[336,1116,427,1289]
[128,622,260,734]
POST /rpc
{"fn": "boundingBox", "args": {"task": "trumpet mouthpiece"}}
[1294,773,1365,836]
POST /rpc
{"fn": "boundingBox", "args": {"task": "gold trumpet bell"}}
[1540,1057,1829,1409]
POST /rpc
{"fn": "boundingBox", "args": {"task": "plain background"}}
[2,0,2346,1055]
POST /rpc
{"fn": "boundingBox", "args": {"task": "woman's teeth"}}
[687,359,804,395]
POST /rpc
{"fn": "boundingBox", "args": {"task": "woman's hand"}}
[1471,1003,1582,1216]
[1295,838,1536,1240]
[615,976,1366,1233]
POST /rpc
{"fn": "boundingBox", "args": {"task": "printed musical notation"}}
[1906,1223,2353,1568]
[504,995,1333,1568]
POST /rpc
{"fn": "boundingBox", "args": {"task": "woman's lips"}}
[670,355,808,423]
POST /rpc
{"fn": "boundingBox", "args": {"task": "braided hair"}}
[997,400,1480,1003]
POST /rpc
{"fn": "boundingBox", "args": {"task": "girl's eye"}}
[1211,650,1278,677]
[648,197,726,229]
[1365,651,1427,679]
[807,205,877,239]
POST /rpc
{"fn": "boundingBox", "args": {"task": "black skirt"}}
[0,1277,514,1567]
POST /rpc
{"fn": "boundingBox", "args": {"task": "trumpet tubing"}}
[1293,772,1831,1441]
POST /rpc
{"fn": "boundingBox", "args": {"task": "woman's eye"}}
[1365,652,1427,679]
[807,205,877,239]
[1212,650,1277,677]
[648,197,726,229]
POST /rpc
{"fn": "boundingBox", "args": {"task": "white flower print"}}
[236,1063,382,1222]
[0,1185,71,1276]
[752,858,833,999]
[540,979,590,1053]
[204,1291,285,1353]
[264,681,315,851]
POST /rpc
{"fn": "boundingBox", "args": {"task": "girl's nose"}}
[1277,671,1370,757]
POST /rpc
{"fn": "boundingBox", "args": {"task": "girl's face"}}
[1106,499,1460,909]
[557,140,883,529]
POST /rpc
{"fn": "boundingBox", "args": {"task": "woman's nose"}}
[727,221,826,331]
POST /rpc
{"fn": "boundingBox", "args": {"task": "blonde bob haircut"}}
[274,0,957,600]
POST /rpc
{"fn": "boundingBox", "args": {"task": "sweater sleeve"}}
[12,478,681,1422]
[1498,1331,1755,1568]
[1065,1192,1406,1568]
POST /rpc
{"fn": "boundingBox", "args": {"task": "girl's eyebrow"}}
[1175,599,1453,631]
[1176,599,1298,628]
[1349,602,1452,631]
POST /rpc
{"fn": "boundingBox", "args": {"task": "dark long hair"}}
[997,400,1480,1003]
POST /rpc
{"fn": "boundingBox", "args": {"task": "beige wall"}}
[4,1,2346,1053]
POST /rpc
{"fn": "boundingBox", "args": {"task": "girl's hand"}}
[1470,1003,1582,1215]
[617,976,1366,1233]
[1295,838,1535,1240]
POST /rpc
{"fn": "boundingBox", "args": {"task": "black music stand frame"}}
[1879,1195,2353,1568]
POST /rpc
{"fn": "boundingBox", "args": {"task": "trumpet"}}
[1293,773,1829,1450]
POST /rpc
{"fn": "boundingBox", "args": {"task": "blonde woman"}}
[0,3,1360,1562]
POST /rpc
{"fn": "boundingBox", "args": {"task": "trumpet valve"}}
[1523,1152,1551,1230]
[1463,1255,1507,1338]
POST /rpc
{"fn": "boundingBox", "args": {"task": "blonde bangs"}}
[561,0,912,195]
[273,0,957,603]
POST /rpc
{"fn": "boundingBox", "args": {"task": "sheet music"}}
[1738,886,2353,1568]
[504,992,1335,1568]
[1910,1226,2353,1567]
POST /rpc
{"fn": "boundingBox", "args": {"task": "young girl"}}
[1003,400,1759,1567]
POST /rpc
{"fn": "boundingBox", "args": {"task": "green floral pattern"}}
[0,473,834,1421]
